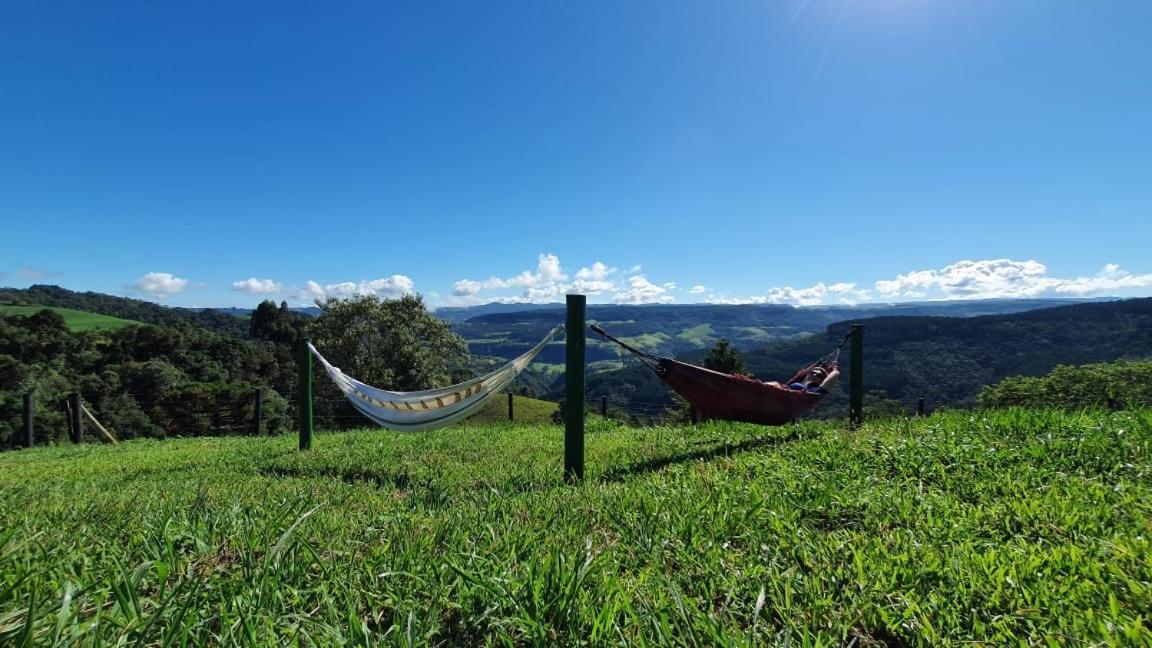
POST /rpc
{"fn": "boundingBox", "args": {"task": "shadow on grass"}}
[260,464,409,489]
[258,463,551,504]
[258,428,815,495]
[597,429,810,483]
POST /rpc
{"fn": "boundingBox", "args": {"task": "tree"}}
[979,359,1152,410]
[704,338,745,375]
[249,300,280,340]
[309,294,469,392]
[249,299,307,345]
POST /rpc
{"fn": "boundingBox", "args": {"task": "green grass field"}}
[463,394,558,425]
[0,305,142,332]
[676,323,714,347]
[1,410,1150,645]
[617,332,671,352]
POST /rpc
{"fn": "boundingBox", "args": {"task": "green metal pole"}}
[253,388,264,436]
[21,392,33,448]
[564,294,586,483]
[849,324,864,429]
[69,392,84,444]
[297,337,313,450]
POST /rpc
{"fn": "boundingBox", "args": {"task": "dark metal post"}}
[916,398,925,417]
[253,389,264,435]
[564,295,586,483]
[600,394,608,417]
[690,407,699,425]
[297,337,313,450]
[21,392,33,448]
[849,324,864,429]
[69,392,84,443]
[507,392,514,422]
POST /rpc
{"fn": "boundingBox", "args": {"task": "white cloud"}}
[1053,263,1152,295]
[613,274,675,305]
[709,280,870,304]
[447,254,691,306]
[451,277,511,296]
[299,275,416,300]
[709,281,870,307]
[452,279,484,296]
[301,280,327,299]
[451,254,613,305]
[572,261,618,295]
[689,284,707,295]
[131,272,189,298]
[231,278,283,294]
[571,278,616,295]
[876,259,1052,299]
[575,262,613,281]
[873,259,1152,301]
[713,259,1152,307]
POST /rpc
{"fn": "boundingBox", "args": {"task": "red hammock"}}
[592,325,840,426]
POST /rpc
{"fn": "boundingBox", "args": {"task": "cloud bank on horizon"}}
[117,256,1152,306]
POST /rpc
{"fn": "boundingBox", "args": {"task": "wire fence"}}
[4,386,933,449]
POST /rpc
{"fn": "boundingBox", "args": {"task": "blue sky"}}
[2,1,1150,308]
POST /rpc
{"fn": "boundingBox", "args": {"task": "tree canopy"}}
[703,338,745,375]
[979,359,1152,410]
[309,294,468,391]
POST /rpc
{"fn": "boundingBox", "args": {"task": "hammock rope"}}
[591,324,841,426]
[310,324,563,431]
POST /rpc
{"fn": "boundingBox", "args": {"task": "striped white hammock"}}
[308,325,562,431]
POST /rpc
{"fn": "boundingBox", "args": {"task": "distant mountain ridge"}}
[0,285,1111,359]
[561,297,1152,416]
[451,297,1110,364]
[713,297,1152,411]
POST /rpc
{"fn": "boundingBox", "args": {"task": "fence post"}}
[600,394,608,417]
[507,392,514,422]
[690,407,699,425]
[916,397,925,417]
[253,388,264,435]
[69,392,84,443]
[565,294,586,483]
[21,392,33,448]
[848,324,864,429]
[297,337,313,450]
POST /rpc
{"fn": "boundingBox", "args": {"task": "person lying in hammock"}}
[768,365,840,395]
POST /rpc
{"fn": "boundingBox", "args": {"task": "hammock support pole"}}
[21,391,33,448]
[69,393,84,444]
[849,324,864,429]
[298,336,313,450]
[565,294,586,483]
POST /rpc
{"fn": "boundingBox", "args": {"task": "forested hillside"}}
[4,285,1149,443]
[0,296,502,446]
[0,305,305,446]
[0,284,251,337]
[566,298,1152,418]
[744,297,1152,411]
[979,359,1152,410]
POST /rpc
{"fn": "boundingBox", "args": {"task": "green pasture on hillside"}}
[0,305,142,332]
[463,394,558,425]
[1,410,1150,645]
